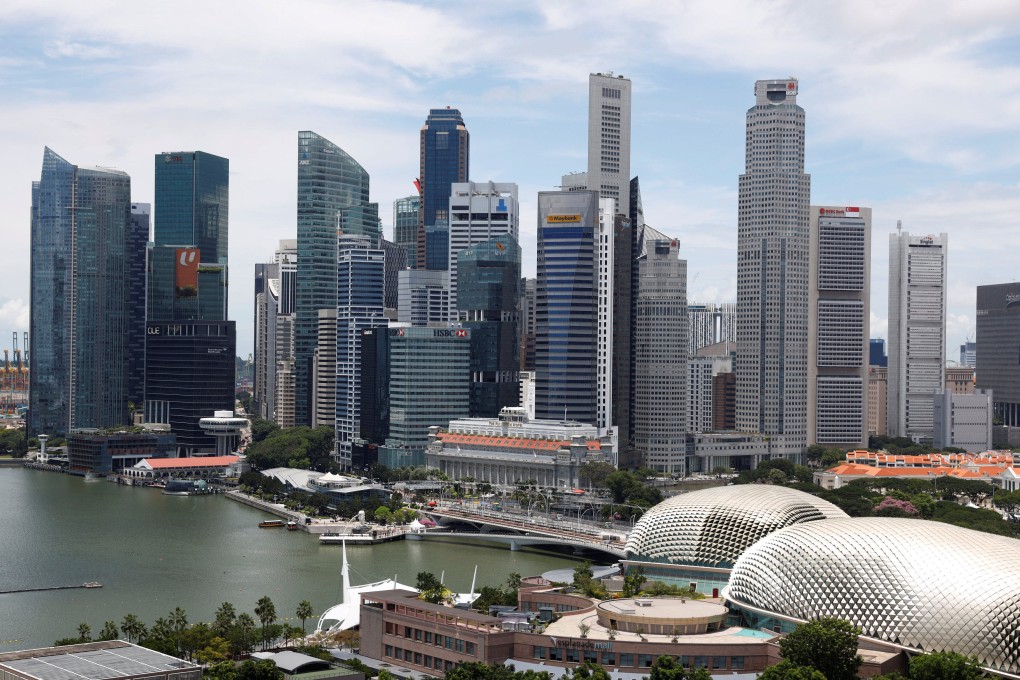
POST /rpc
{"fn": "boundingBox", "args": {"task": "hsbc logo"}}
[432,329,468,338]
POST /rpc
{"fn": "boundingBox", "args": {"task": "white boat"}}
[315,541,416,634]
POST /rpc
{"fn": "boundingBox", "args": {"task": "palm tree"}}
[120,614,145,643]
[295,600,313,635]
[99,621,119,641]
[212,602,236,636]
[77,622,92,642]
[254,596,277,651]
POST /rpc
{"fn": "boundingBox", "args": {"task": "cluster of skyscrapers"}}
[32,71,1018,473]
[29,149,236,455]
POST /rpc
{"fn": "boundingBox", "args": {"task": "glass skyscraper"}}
[457,234,521,417]
[126,203,150,410]
[294,131,380,425]
[334,235,386,469]
[535,190,599,425]
[150,151,229,321]
[145,151,235,455]
[30,148,134,435]
[417,108,468,270]
[393,194,421,269]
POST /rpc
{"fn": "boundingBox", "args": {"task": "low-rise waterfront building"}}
[426,407,614,488]
[125,454,244,480]
[0,641,201,680]
[260,467,388,505]
[67,426,176,475]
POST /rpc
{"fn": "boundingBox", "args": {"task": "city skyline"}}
[3,2,1019,359]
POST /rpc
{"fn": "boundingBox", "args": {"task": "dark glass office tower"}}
[126,203,150,410]
[535,190,599,424]
[976,283,1020,426]
[394,194,420,269]
[145,151,235,454]
[29,148,133,435]
[416,108,469,270]
[294,131,380,425]
[457,234,521,417]
[356,326,391,470]
[150,151,229,321]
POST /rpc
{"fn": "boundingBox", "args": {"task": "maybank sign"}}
[547,214,581,223]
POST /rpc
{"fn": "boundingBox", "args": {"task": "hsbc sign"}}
[433,329,468,338]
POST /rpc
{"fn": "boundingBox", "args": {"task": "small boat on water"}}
[286,521,299,530]
[83,582,102,589]
[259,520,286,528]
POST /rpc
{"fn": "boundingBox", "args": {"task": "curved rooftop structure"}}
[726,517,1020,677]
[625,485,847,568]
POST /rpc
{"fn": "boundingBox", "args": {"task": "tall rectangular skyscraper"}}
[736,78,811,446]
[393,194,421,268]
[976,282,1020,426]
[145,151,235,454]
[888,229,948,442]
[29,148,133,435]
[535,191,599,425]
[294,131,380,425]
[334,235,386,468]
[126,202,150,411]
[596,198,616,433]
[632,226,688,473]
[417,108,469,270]
[588,72,632,219]
[808,206,871,449]
[447,181,518,309]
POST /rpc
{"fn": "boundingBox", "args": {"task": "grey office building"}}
[535,190,599,425]
[808,206,871,449]
[29,148,134,435]
[976,282,1020,426]
[632,226,688,474]
[394,194,421,269]
[888,230,947,442]
[735,79,810,448]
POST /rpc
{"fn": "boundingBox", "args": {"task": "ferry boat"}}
[286,521,299,531]
[258,519,286,528]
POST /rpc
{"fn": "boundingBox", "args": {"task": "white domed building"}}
[623,485,848,597]
[725,517,1020,678]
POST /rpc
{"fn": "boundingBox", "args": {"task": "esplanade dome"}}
[726,517,1020,676]
[624,485,847,568]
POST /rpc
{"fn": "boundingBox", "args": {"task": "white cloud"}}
[0,298,29,334]
[43,39,117,60]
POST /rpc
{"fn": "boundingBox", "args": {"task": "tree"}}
[237,659,284,680]
[416,571,445,604]
[229,613,258,657]
[648,655,711,680]
[563,663,611,680]
[213,602,237,636]
[374,506,392,524]
[206,661,239,680]
[254,596,278,651]
[194,637,232,665]
[580,461,615,489]
[121,614,146,643]
[758,661,826,680]
[295,600,313,634]
[996,489,1020,520]
[506,572,522,591]
[622,566,646,597]
[98,621,119,641]
[445,662,553,680]
[778,617,862,680]
[77,623,92,642]
[909,651,985,680]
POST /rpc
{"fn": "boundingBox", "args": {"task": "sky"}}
[2,0,1020,361]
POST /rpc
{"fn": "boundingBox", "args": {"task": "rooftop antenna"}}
[897,219,902,234]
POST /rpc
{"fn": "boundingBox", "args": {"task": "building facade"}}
[587,72,632,218]
[426,408,613,488]
[126,203,150,411]
[334,235,386,468]
[807,206,871,449]
[68,427,176,475]
[312,309,337,429]
[887,230,948,442]
[595,199,616,433]
[447,182,518,310]
[631,226,688,473]
[397,270,451,326]
[393,194,421,270]
[457,235,521,418]
[868,366,888,438]
[688,303,737,357]
[976,282,1020,426]
[933,389,993,453]
[417,108,469,270]
[535,191,599,425]
[518,278,537,372]
[690,358,715,434]
[294,131,379,425]
[379,326,471,469]
[29,148,134,435]
[869,338,888,367]
[735,79,810,449]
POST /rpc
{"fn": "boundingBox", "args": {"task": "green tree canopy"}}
[445,662,553,680]
[909,651,985,680]
[778,617,862,680]
[648,655,711,680]
[758,660,827,680]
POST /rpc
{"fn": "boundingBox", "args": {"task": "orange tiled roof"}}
[436,432,601,452]
[143,455,240,468]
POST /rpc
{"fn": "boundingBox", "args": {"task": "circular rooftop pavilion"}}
[596,597,728,635]
[726,517,1020,677]
[625,485,848,568]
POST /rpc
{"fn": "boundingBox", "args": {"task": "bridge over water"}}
[421,506,628,558]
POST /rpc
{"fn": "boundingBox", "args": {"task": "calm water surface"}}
[0,468,591,649]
